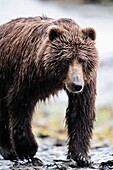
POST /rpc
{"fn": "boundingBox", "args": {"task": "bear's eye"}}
[79,59,87,67]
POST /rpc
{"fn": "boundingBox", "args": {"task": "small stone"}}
[32,157,43,166]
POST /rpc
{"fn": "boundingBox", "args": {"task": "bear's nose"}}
[71,74,84,93]
[65,81,83,93]
[70,83,83,92]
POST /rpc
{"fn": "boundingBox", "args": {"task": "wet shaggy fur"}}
[0,16,98,167]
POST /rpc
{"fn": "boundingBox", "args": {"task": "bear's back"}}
[0,16,53,40]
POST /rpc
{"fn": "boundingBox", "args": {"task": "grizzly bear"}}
[0,16,98,167]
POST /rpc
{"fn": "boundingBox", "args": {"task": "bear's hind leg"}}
[8,93,38,160]
[9,113,38,160]
[0,100,17,160]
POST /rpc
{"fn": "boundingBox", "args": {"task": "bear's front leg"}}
[65,81,96,167]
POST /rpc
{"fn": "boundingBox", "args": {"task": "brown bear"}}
[0,16,98,167]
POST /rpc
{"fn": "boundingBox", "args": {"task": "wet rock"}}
[53,159,77,169]
[99,160,113,169]
[1,141,113,170]
[0,159,13,170]
[32,157,43,166]
[54,139,66,147]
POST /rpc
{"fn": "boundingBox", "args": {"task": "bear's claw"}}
[75,153,91,167]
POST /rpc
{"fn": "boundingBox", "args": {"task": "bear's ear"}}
[82,27,96,41]
[48,25,63,41]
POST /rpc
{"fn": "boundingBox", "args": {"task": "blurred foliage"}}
[93,106,113,147]
[32,101,113,147]
[32,101,67,141]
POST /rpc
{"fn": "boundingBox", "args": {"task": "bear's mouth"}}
[65,82,84,94]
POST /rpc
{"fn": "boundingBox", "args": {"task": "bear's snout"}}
[64,61,84,93]
[70,74,84,93]
[65,75,84,93]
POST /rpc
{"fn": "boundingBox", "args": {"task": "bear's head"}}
[38,18,98,93]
